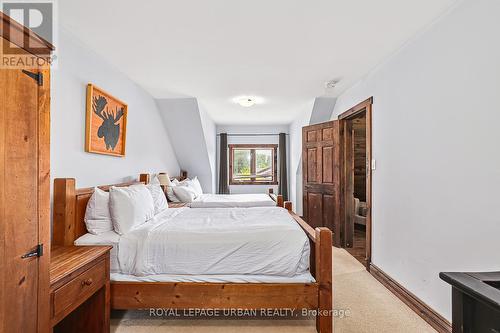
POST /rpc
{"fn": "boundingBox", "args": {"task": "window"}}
[229,144,278,185]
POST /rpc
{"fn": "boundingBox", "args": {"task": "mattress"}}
[74,230,121,272]
[110,272,314,283]
[75,207,314,283]
[188,193,276,208]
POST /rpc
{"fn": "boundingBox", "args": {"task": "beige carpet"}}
[111,247,436,333]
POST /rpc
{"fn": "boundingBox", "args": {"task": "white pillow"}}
[166,178,182,202]
[109,185,155,235]
[146,176,168,214]
[172,185,198,203]
[190,176,203,196]
[84,187,113,235]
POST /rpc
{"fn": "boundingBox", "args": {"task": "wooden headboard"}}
[52,174,149,246]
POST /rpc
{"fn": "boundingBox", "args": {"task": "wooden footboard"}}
[52,177,333,333]
[267,188,284,207]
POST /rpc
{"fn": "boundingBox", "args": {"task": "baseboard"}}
[369,264,451,333]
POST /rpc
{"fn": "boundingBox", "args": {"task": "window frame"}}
[228,144,278,185]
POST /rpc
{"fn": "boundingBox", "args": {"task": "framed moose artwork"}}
[85,84,128,157]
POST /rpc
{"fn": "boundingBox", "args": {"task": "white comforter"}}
[118,207,310,277]
[188,193,276,208]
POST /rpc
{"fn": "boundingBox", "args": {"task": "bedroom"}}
[1,0,500,332]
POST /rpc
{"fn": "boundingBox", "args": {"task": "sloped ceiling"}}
[156,98,216,193]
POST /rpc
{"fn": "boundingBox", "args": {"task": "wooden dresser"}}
[50,246,112,333]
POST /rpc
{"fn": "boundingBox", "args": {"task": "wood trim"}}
[338,97,373,268]
[228,144,278,148]
[37,66,51,332]
[228,144,278,185]
[0,11,54,55]
[338,97,373,120]
[365,102,372,268]
[370,264,451,333]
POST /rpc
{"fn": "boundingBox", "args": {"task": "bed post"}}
[276,194,284,207]
[139,173,150,184]
[53,178,76,246]
[315,227,333,333]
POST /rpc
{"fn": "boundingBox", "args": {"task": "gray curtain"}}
[278,133,288,200]
[218,133,230,194]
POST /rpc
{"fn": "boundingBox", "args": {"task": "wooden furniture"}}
[0,12,54,333]
[50,246,112,333]
[52,177,334,333]
[302,121,341,246]
[440,271,500,333]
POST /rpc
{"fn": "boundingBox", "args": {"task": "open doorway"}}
[339,98,372,269]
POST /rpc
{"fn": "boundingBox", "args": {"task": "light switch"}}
[371,159,376,170]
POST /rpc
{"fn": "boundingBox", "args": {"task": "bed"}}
[52,177,333,333]
[139,173,284,208]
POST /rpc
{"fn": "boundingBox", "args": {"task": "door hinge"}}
[21,69,43,86]
[21,244,44,259]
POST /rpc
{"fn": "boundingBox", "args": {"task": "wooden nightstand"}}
[169,202,187,208]
[50,246,112,333]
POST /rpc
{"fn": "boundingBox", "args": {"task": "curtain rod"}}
[217,133,289,137]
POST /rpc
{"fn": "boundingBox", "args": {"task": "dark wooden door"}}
[302,121,342,246]
[0,37,51,333]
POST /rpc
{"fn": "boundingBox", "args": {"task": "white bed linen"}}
[75,207,313,283]
[188,193,276,208]
[74,230,121,272]
[119,207,310,277]
[111,272,314,283]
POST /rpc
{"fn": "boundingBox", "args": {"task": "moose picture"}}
[85,84,128,156]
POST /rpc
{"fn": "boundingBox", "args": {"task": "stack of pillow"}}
[84,176,168,236]
[165,176,203,203]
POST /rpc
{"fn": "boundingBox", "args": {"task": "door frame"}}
[338,97,373,270]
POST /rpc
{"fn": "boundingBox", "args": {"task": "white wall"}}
[288,97,335,216]
[331,0,500,320]
[216,125,289,195]
[51,29,180,188]
[289,103,314,215]
[156,98,216,193]
[199,104,217,192]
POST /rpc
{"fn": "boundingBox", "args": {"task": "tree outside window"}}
[229,144,278,185]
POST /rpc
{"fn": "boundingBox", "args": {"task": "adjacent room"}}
[1,0,499,332]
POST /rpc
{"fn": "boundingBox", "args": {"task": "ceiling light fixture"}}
[325,79,339,89]
[236,97,256,107]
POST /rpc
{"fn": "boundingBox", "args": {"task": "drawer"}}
[52,259,106,318]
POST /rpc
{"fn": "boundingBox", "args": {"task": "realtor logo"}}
[1,0,57,67]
